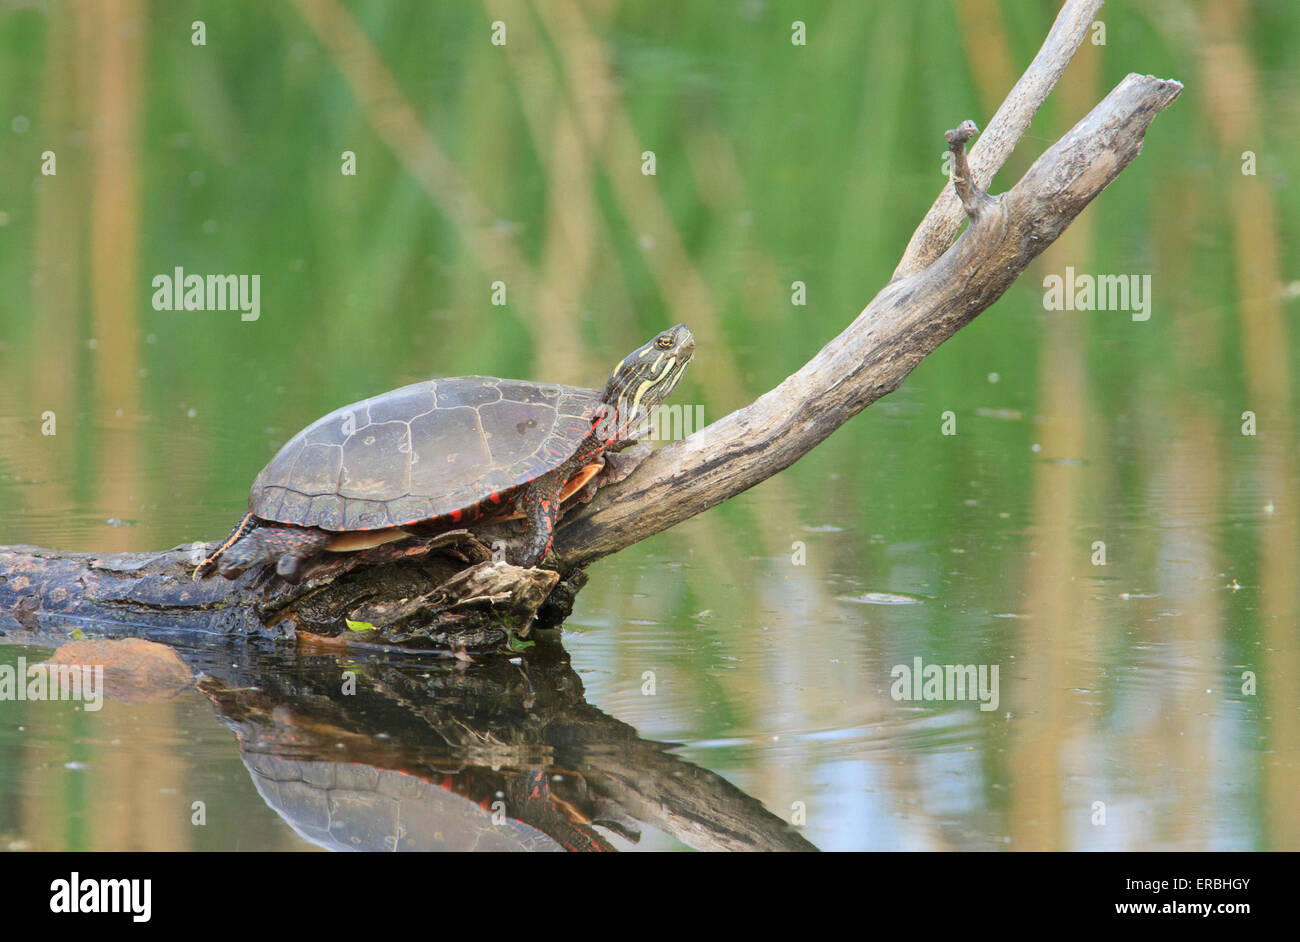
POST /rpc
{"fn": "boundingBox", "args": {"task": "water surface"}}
[1,1,1297,851]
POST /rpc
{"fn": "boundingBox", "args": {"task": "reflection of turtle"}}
[196,643,820,851]
[197,325,694,580]
[243,753,569,852]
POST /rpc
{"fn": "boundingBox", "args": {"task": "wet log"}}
[0,533,582,650]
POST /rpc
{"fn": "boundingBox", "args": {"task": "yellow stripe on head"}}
[602,324,695,431]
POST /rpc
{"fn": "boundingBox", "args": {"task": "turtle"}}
[196,324,695,581]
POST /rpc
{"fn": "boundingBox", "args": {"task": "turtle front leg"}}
[517,470,567,568]
[194,511,258,580]
[217,525,332,582]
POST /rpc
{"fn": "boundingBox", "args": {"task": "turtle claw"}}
[275,552,311,584]
[193,556,222,581]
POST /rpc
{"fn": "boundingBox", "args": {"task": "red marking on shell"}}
[450,508,463,522]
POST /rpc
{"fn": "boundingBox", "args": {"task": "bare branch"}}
[553,74,1182,569]
[893,0,1105,278]
[946,120,989,219]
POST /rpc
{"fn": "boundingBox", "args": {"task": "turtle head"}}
[601,324,694,430]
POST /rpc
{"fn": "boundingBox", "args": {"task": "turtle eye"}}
[655,334,673,349]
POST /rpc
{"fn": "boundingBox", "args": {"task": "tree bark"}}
[0,0,1182,649]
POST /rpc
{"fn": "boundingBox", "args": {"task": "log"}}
[0,0,1182,649]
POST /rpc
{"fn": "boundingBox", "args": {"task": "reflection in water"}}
[196,634,815,851]
[0,2,1297,851]
[0,632,815,851]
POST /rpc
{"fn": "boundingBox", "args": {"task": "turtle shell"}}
[248,376,604,532]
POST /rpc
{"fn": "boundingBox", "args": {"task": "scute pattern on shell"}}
[249,376,603,531]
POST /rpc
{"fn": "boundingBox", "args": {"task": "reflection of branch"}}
[555,73,1181,568]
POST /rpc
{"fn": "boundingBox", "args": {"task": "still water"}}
[1,2,1297,850]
